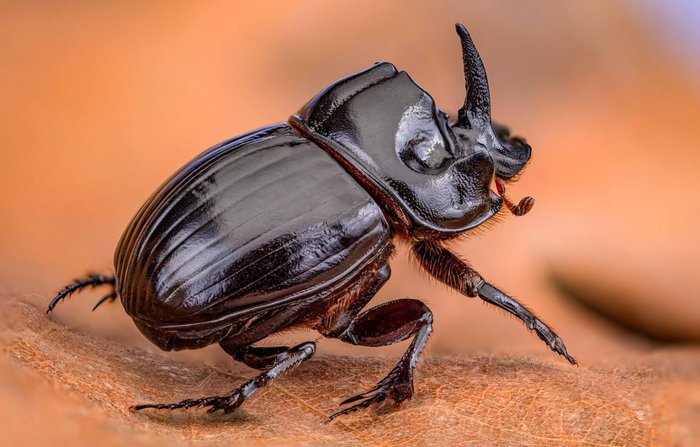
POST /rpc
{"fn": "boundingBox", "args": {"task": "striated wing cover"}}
[114,124,389,348]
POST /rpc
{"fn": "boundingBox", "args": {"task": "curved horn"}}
[455,23,491,129]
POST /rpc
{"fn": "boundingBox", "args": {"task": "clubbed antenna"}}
[455,23,491,129]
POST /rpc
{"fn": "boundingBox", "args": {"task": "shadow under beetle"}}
[48,24,576,422]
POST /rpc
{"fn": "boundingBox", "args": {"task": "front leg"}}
[412,241,576,365]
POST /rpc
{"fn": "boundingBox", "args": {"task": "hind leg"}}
[222,344,294,370]
[131,341,316,414]
[47,273,116,313]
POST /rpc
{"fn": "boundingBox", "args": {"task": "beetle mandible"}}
[48,24,576,422]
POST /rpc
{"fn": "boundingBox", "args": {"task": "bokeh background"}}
[1,1,699,445]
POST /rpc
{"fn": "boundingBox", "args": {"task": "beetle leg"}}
[223,344,293,370]
[317,263,391,338]
[412,240,576,365]
[477,282,576,365]
[327,299,433,422]
[91,291,118,312]
[47,273,116,313]
[130,341,315,414]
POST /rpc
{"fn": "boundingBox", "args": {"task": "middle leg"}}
[326,298,433,422]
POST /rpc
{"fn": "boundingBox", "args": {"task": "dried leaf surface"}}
[4,298,697,446]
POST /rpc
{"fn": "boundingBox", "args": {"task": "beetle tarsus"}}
[327,392,387,423]
[131,342,316,414]
[47,273,116,314]
[327,362,415,423]
[92,291,118,312]
[476,282,577,365]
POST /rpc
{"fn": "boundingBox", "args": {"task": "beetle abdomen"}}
[114,124,390,350]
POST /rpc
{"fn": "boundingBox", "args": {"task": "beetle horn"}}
[455,23,491,129]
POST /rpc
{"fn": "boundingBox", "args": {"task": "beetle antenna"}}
[47,273,116,313]
[455,23,491,129]
[495,178,535,216]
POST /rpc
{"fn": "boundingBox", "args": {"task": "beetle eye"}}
[395,96,453,174]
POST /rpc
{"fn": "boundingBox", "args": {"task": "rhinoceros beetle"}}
[48,24,575,422]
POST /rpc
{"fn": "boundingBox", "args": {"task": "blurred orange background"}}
[1,1,699,444]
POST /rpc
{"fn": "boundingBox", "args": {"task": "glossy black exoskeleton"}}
[48,24,575,422]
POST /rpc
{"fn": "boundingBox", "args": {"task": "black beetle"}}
[48,24,575,422]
